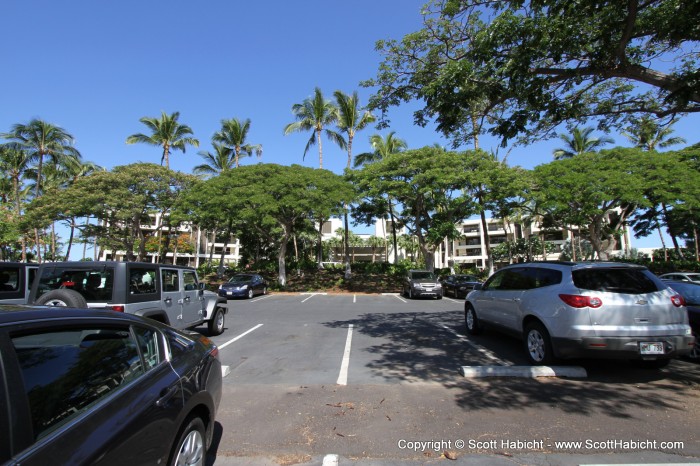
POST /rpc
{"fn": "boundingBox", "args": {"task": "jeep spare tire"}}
[35,289,88,308]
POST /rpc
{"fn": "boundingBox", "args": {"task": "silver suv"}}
[28,261,229,335]
[464,262,694,367]
[403,269,443,299]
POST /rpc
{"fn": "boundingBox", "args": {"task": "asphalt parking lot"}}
[201,293,700,465]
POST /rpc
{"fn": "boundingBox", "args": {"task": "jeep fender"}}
[137,309,170,326]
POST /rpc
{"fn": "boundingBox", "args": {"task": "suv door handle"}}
[156,385,178,407]
[184,297,190,302]
[164,297,172,304]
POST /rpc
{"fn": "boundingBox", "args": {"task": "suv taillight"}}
[671,295,686,307]
[559,294,603,308]
[110,305,125,312]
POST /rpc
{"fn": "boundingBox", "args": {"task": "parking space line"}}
[251,295,273,302]
[218,324,263,350]
[336,324,354,385]
[300,292,327,303]
[438,323,511,365]
[381,292,407,303]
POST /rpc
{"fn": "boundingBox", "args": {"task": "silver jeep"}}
[28,261,229,335]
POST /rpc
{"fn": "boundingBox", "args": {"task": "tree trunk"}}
[388,198,399,263]
[278,233,289,286]
[344,207,351,279]
[64,217,76,261]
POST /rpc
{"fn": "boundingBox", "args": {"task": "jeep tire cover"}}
[35,289,89,308]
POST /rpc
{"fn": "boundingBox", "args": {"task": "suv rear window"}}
[573,268,659,294]
[36,267,115,303]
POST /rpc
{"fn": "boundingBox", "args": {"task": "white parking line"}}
[300,292,327,303]
[218,324,263,350]
[336,324,354,385]
[439,323,510,365]
[382,292,407,303]
[250,294,273,302]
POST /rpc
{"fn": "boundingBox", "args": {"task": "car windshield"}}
[411,272,436,280]
[572,268,659,294]
[455,275,478,282]
[228,275,253,284]
[669,282,700,305]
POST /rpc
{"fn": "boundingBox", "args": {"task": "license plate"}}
[639,342,664,355]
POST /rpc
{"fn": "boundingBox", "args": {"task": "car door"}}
[181,269,203,327]
[3,321,184,466]
[479,268,528,329]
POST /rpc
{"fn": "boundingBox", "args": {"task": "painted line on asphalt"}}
[438,323,510,365]
[353,294,356,303]
[336,324,354,385]
[382,292,407,303]
[218,324,263,350]
[250,294,273,303]
[460,365,588,378]
[300,292,327,303]
[442,296,463,303]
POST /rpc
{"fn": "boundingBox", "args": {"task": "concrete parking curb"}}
[460,365,587,378]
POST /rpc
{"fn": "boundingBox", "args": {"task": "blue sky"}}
[2,1,698,250]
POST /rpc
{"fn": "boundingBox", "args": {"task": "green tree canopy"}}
[365,0,700,148]
[180,164,354,285]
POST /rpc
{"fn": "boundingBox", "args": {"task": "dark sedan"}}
[0,306,222,466]
[441,274,482,298]
[667,280,700,359]
[218,273,268,299]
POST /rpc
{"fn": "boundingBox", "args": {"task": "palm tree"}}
[623,116,686,151]
[354,131,407,167]
[3,119,81,262]
[334,90,375,278]
[284,87,346,169]
[212,118,262,168]
[0,143,32,261]
[125,111,199,169]
[2,119,81,198]
[334,90,375,169]
[355,131,407,263]
[552,127,614,159]
[194,143,235,177]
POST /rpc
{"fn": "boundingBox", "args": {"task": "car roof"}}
[36,261,196,271]
[499,261,646,270]
[0,305,152,326]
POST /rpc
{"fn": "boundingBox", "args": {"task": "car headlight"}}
[218,285,223,290]
[435,283,442,288]
[241,284,248,290]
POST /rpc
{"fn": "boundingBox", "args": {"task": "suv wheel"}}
[524,321,555,365]
[207,308,225,336]
[464,305,482,335]
[35,289,88,308]
[169,417,205,466]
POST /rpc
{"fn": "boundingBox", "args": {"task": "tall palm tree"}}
[2,119,81,198]
[334,90,376,169]
[0,143,32,261]
[553,127,614,159]
[3,119,81,262]
[284,87,346,169]
[125,111,199,169]
[212,118,262,168]
[334,90,375,278]
[354,131,407,264]
[354,131,407,167]
[194,143,235,177]
[623,116,686,151]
